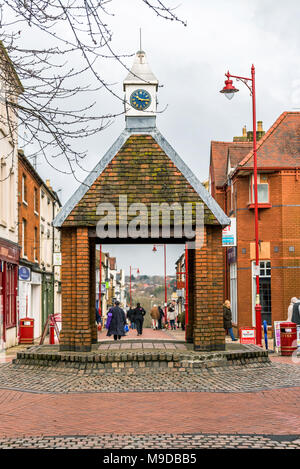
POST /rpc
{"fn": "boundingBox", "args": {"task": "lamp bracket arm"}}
[235,77,253,96]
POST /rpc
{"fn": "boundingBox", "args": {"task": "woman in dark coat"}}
[107,301,126,341]
[223,300,237,341]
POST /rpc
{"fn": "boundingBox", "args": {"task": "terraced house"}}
[0,43,23,349]
[209,112,300,336]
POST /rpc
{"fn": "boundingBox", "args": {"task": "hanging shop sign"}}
[19,266,31,281]
[222,218,236,247]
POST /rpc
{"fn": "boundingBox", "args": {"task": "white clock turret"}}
[123,50,158,125]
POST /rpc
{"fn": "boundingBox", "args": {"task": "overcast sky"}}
[27,0,300,276]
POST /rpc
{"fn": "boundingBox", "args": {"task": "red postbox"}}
[280,322,297,356]
[19,317,34,344]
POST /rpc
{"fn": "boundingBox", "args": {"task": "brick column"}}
[89,238,97,344]
[60,227,93,352]
[193,225,225,351]
[185,247,195,343]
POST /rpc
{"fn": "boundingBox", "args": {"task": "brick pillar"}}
[89,238,97,344]
[193,225,225,351]
[185,247,195,343]
[60,227,93,352]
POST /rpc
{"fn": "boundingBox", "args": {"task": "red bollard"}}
[49,317,55,344]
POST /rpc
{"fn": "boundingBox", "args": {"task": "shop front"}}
[0,237,20,350]
[18,264,42,339]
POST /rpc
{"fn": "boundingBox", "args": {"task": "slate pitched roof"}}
[228,143,253,169]
[238,112,300,169]
[53,128,230,228]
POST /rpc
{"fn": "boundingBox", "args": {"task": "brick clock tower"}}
[54,50,229,352]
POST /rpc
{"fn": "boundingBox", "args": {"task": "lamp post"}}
[153,244,167,321]
[129,266,140,308]
[220,65,262,346]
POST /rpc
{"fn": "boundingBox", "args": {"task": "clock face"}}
[130,89,152,110]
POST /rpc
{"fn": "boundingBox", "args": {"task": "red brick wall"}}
[18,157,40,263]
[60,227,95,351]
[193,226,225,351]
[229,171,300,334]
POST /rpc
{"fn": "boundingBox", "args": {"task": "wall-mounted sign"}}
[101,283,106,294]
[222,218,236,247]
[31,272,42,285]
[19,266,31,281]
[53,252,62,266]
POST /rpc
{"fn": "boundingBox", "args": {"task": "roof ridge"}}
[238,111,289,167]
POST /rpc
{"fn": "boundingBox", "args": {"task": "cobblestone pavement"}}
[0,433,299,449]
[0,361,300,394]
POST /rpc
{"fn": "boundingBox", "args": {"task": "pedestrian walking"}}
[287,297,299,321]
[133,302,146,336]
[106,301,126,341]
[167,300,177,330]
[158,305,164,329]
[127,307,136,330]
[150,304,160,330]
[223,300,237,341]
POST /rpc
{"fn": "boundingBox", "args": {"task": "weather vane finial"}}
[139,27,142,51]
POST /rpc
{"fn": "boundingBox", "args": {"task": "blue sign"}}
[19,266,31,281]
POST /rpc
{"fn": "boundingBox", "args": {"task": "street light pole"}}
[220,65,262,346]
[129,266,140,308]
[153,244,168,321]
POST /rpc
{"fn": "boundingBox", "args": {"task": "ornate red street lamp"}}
[220,65,262,346]
[153,244,167,321]
[129,266,140,308]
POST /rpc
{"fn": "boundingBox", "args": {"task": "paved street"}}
[1,329,300,449]
[0,345,300,448]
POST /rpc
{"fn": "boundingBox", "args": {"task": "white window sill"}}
[23,200,28,206]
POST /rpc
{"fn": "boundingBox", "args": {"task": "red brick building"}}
[209,112,300,336]
[18,150,42,338]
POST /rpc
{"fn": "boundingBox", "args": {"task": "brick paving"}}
[0,433,299,449]
[1,332,300,449]
[0,387,299,440]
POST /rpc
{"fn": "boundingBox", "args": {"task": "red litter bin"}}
[19,317,34,344]
[280,322,297,356]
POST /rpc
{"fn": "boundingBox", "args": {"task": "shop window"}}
[6,264,17,328]
[230,263,237,324]
[252,260,271,326]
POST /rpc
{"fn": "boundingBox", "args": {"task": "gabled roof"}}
[210,141,252,187]
[238,112,300,169]
[53,127,230,228]
[228,143,253,169]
